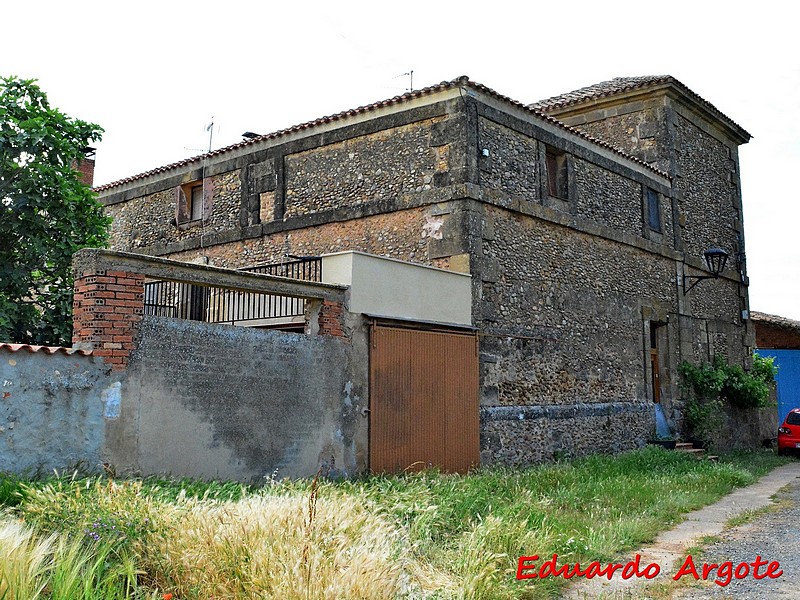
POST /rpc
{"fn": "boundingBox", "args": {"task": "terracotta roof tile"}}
[0,343,93,356]
[750,311,800,332]
[94,75,668,192]
[529,75,750,140]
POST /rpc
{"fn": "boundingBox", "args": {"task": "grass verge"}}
[0,448,789,599]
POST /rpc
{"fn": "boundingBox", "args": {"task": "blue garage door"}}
[756,349,800,424]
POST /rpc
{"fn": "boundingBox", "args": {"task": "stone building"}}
[94,75,755,466]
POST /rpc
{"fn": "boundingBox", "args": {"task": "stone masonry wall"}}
[477,205,675,464]
[105,170,242,251]
[477,114,673,244]
[572,99,671,174]
[166,207,442,269]
[573,158,644,236]
[478,118,540,204]
[675,114,741,259]
[284,117,447,218]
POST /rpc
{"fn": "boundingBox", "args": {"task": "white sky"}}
[3,1,798,320]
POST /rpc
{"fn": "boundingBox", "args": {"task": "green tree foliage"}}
[680,354,778,442]
[1,76,108,346]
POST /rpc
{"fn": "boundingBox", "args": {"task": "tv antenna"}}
[206,117,215,152]
[394,70,414,92]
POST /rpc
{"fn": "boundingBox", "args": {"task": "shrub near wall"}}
[680,354,777,448]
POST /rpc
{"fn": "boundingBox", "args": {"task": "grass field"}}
[0,448,788,599]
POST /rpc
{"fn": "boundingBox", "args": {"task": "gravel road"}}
[675,479,799,599]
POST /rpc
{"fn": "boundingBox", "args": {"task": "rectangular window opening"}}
[646,188,662,232]
[545,148,569,200]
[190,184,204,221]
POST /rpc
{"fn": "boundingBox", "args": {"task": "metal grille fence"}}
[143,258,322,326]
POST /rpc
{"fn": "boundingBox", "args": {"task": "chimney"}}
[74,147,96,187]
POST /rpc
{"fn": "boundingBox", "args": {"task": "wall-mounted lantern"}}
[683,247,729,295]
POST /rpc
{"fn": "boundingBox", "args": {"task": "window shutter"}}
[202,177,215,217]
[175,186,190,223]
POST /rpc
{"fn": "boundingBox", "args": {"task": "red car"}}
[778,409,800,456]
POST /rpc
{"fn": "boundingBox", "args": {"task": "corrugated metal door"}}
[756,349,800,424]
[369,323,479,474]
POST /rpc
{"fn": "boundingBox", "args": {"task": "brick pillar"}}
[318,300,347,339]
[72,268,144,371]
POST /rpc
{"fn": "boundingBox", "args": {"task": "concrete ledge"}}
[481,401,651,422]
[72,248,348,302]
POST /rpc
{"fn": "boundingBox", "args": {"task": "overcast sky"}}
[3,1,798,320]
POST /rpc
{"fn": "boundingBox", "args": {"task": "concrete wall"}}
[322,251,472,326]
[0,346,118,473]
[108,315,368,480]
[2,250,367,480]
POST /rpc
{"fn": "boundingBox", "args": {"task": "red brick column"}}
[318,300,347,339]
[72,269,145,371]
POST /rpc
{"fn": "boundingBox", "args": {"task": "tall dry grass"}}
[141,492,452,599]
[0,518,143,600]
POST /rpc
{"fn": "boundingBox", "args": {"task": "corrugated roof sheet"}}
[529,75,750,140]
[0,343,93,356]
[94,75,669,193]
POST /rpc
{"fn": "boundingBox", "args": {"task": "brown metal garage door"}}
[369,322,479,474]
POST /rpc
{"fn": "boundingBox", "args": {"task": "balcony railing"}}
[143,257,322,327]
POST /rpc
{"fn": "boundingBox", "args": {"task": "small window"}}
[646,188,662,232]
[545,148,568,199]
[189,184,204,221]
[175,181,205,225]
[786,412,800,426]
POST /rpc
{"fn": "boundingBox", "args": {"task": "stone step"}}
[675,442,694,450]
[677,447,707,456]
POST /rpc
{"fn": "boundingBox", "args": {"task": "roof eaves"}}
[93,77,472,193]
[94,74,669,193]
[750,311,800,332]
[465,80,670,180]
[531,76,751,142]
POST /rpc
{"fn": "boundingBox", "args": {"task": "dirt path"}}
[562,462,800,599]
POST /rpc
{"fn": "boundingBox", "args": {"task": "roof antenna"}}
[206,117,214,152]
[394,70,414,92]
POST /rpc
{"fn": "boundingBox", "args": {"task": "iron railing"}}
[143,258,322,326]
[242,257,322,282]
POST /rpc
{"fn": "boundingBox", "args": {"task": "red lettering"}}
[751,555,769,579]
[673,555,700,581]
[539,554,566,578]
[734,562,750,579]
[621,554,640,579]
[766,561,783,579]
[562,563,584,580]
[642,563,660,579]
[516,555,539,580]
[715,562,733,587]
[583,562,602,579]
[701,562,718,579]
[597,562,624,580]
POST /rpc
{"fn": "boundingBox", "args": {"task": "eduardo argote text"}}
[516,553,782,587]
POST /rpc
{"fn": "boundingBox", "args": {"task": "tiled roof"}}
[0,343,93,356]
[751,311,800,332]
[94,76,669,192]
[530,75,750,140]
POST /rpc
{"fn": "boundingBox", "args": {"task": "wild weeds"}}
[1,448,787,599]
[0,518,141,600]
